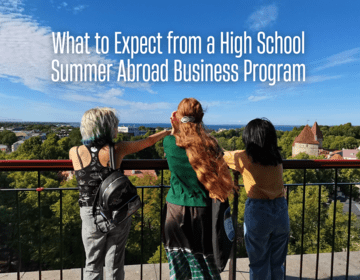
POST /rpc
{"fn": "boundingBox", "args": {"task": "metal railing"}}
[0,159,360,280]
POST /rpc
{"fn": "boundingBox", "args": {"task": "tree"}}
[287,185,360,254]
[14,137,43,159]
[50,177,83,269]
[3,171,62,269]
[125,174,169,264]
[68,128,82,147]
[0,130,17,147]
[41,134,66,159]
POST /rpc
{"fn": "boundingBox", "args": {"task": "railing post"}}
[141,187,144,280]
[330,168,338,280]
[60,189,63,280]
[16,190,21,280]
[346,184,353,280]
[300,169,306,280]
[38,171,42,280]
[284,186,290,279]
[229,171,239,280]
[160,169,164,280]
[315,185,322,280]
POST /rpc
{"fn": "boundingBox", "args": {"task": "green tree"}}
[4,171,62,269]
[41,134,66,159]
[125,174,168,264]
[15,137,43,159]
[0,130,17,147]
[68,128,82,147]
[287,185,360,254]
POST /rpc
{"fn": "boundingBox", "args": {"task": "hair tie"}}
[181,116,195,123]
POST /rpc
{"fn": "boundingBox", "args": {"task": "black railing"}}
[1,159,360,280]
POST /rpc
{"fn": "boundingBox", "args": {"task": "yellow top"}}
[223,150,284,199]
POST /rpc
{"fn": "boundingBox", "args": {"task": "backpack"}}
[92,142,141,233]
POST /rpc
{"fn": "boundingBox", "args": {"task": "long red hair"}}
[174,98,237,202]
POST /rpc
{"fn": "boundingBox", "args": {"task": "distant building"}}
[292,124,320,157]
[124,170,158,182]
[118,126,147,137]
[10,127,25,132]
[12,140,25,152]
[292,122,360,159]
[342,148,359,160]
[330,153,343,160]
[0,144,9,152]
[311,122,323,148]
[15,131,31,141]
[56,129,70,138]
[29,133,47,140]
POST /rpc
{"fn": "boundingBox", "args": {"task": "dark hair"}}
[242,118,283,166]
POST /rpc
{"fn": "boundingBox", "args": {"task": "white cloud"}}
[73,4,87,14]
[0,0,24,13]
[95,88,124,99]
[0,0,155,96]
[246,4,278,31]
[313,48,360,71]
[57,2,67,9]
[248,95,272,102]
[246,74,342,102]
[61,91,172,111]
[305,75,342,83]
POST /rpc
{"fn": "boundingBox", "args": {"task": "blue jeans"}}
[80,207,131,280]
[244,197,290,280]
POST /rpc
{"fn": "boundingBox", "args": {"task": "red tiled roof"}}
[311,122,323,139]
[319,150,330,156]
[330,154,343,160]
[292,125,320,146]
[124,169,158,179]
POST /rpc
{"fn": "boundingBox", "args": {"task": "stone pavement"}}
[2,251,360,280]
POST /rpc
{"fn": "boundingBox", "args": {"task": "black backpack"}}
[92,142,141,233]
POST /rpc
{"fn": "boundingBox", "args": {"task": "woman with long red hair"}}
[162,98,237,279]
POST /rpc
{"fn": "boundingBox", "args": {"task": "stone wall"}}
[292,143,319,157]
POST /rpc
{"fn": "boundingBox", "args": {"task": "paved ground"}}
[1,251,360,280]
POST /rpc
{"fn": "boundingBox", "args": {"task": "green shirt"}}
[163,135,209,207]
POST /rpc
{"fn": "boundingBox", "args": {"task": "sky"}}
[0,0,359,125]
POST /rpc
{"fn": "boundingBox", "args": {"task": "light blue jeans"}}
[80,206,131,280]
[244,197,290,280]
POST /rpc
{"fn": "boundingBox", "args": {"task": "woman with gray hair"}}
[69,107,170,280]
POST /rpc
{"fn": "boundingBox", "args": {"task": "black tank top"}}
[74,144,112,206]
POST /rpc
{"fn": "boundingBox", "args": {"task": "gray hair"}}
[80,107,119,140]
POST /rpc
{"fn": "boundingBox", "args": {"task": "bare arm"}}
[116,129,171,158]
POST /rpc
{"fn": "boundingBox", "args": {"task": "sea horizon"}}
[0,121,301,132]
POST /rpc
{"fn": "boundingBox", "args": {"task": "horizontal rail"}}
[0,159,360,171]
[1,182,359,192]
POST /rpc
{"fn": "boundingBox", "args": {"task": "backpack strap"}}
[109,142,116,170]
[92,185,101,217]
[76,146,84,169]
[92,142,116,218]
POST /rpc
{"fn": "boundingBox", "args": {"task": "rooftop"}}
[311,121,324,139]
[292,125,320,146]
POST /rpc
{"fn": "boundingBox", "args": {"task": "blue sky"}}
[0,0,359,125]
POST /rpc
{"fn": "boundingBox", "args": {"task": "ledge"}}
[2,251,360,280]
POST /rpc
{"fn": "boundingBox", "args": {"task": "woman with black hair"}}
[224,118,289,280]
